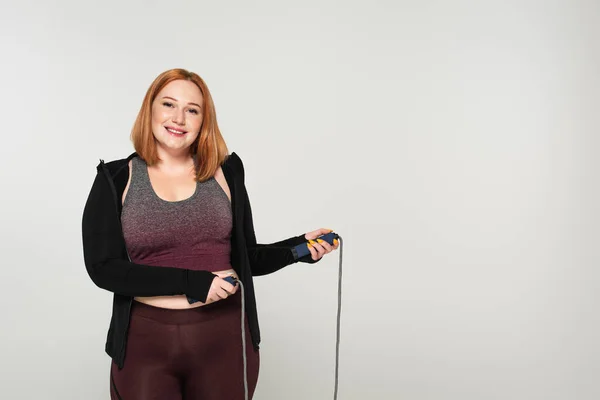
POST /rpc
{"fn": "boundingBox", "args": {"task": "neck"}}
[154,144,195,174]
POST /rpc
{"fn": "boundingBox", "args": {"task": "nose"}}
[171,107,185,125]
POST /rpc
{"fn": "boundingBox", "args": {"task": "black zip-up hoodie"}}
[81,151,320,369]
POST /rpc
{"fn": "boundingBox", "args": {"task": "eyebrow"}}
[161,96,202,109]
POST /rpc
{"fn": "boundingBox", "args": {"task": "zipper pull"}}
[97,158,106,173]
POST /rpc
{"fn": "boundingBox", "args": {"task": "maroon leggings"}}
[110,290,260,400]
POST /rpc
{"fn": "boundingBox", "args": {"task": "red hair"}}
[130,68,229,182]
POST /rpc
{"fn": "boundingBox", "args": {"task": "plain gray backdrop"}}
[1,0,599,399]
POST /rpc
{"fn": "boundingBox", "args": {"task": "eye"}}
[188,108,199,115]
[162,101,174,108]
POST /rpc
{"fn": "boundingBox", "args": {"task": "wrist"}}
[185,270,217,302]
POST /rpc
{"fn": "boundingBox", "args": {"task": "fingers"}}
[305,228,334,240]
[206,277,238,303]
[316,238,333,252]
[307,234,340,261]
[307,240,325,260]
[222,281,237,295]
[307,242,318,260]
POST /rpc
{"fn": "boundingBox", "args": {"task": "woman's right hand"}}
[204,275,238,304]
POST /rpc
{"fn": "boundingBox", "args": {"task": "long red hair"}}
[130,68,229,182]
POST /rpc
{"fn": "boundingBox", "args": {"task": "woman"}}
[81,68,339,399]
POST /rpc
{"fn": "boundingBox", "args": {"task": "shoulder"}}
[223,151,246,179]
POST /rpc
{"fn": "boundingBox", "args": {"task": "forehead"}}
[156,79,203,104]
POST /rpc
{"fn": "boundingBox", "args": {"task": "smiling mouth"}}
[165,127,188,135]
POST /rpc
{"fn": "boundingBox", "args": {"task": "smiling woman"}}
[81,68,338,400]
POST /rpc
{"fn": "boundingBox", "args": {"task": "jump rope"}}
[217,231,344,400]
[113,232,343,400]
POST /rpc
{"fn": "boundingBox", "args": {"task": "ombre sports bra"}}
[121,156,233,272]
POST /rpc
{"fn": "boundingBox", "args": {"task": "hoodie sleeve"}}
[81,167,216,302]
[235,156,322,276]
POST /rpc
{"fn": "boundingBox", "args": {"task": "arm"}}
[81,169,216,302]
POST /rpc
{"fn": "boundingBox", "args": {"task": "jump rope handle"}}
[291,231,340,260]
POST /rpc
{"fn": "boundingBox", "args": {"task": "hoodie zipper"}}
[99,158,134,366]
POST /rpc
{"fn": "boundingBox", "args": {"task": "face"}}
[151,79,204,154]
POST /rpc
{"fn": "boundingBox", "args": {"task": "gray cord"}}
[237,279,249,400]
[237,236,343,400]
[334,236,343,400]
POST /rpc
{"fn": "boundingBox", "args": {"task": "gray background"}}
[1,0,599,399]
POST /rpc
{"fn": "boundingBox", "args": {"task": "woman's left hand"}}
[304,228,340,261]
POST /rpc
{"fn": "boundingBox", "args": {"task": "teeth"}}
[166,127,186,134]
